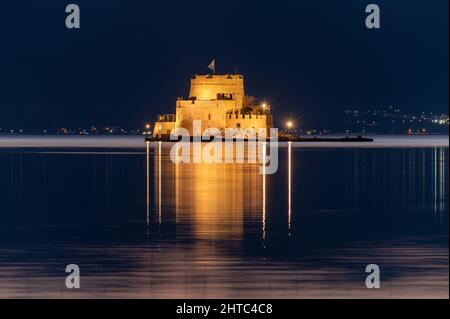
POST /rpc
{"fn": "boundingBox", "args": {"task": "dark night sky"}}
[0,0,448,130]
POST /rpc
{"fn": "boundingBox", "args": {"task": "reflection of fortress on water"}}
[152,74,273,139]
[149,142,274,241]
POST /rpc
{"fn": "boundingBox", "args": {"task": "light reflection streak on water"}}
[262,142,266,241]
[288,141,292,235]
[440,147,445,215]
[158,141,162,225]
[146,141,150,226]
[434,148,438,213]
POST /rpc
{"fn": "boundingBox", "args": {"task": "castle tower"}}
[189,74,244,109]
[175,74,245,135]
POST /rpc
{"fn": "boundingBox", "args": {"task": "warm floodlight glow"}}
[145,123,151,129]
[286,121,293,128]
[262,103,267,109]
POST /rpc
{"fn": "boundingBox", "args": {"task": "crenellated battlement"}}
[189,74,244,108]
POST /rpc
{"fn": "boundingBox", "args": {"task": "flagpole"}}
[208,59,216,74]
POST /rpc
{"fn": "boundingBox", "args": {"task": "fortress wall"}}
[153,115,273,137]
[152,121,176,137]
[226,115,273,133]
[189,75,244,108]
[175,100,236,135]
[176,99,237,110]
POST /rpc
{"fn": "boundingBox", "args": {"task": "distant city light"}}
[286,121,293,128]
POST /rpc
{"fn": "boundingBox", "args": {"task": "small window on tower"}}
[208,114,211,120]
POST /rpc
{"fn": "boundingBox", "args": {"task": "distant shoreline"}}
[0,132,448,137]
[0,134,448,149]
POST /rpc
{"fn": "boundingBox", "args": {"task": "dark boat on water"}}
[288,135,373,142]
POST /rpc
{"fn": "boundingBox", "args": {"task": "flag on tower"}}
[208,59,215,74]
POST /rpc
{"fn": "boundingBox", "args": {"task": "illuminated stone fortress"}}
[152,74,273,138]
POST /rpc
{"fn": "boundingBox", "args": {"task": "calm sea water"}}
[0,136,448,298]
